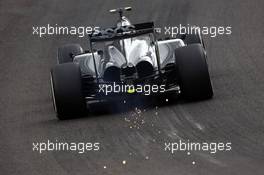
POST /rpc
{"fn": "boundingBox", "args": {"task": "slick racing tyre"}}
[175,44,213,100]
[50,63,87,119]
[57,44,83,64]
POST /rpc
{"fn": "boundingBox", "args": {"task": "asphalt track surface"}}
[1,0,264,175]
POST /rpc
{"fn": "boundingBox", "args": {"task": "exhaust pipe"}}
[136,56,154,78]
[103,63,121,82]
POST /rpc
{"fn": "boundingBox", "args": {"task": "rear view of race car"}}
[50,7,213,119]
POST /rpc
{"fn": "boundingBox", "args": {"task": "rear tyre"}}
[57,44,83,64]
[50,63,87,119]
[175,44,213,100]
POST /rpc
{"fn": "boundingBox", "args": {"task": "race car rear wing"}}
[89,22,154,42]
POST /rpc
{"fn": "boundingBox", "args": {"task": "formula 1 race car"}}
[50,7,213,119]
